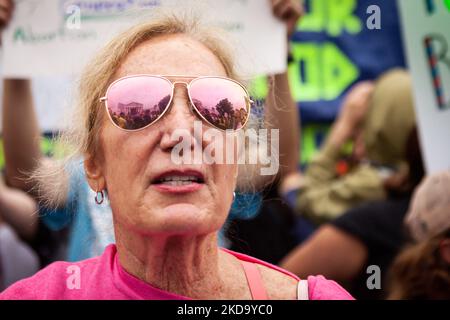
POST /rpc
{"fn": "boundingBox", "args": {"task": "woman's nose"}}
[159,85,199,151]
[165,84,198,130]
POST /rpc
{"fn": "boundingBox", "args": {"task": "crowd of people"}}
[0,0,448,300]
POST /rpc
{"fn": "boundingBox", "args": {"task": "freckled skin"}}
[100,34,236,236]
[86,34,297,299]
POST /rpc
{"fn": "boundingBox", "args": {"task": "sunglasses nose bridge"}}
[171,81,189,90]
[162,81,198,126]
[171,81,196,112]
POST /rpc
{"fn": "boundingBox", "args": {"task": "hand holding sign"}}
[271,0,303,38]
[0,0,13,43]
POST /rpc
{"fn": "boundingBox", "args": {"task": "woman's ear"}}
[84,156,106,192]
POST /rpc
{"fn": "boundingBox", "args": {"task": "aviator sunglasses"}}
[100,75,253,131]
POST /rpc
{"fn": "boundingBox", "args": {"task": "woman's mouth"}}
[151,171,205,193]
[156,175,203,186]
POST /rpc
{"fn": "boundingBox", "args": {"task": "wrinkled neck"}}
[115,224,227,298]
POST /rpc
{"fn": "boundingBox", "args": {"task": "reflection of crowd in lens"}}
[193,98,248,130]
[109,95,248,130]
[109,95,171,130]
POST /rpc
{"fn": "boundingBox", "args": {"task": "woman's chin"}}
[162,203,202,217]
[149,203,217,234]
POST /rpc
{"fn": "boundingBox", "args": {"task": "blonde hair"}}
[32,13,267,208]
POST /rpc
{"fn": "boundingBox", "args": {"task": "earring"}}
[233,192,236,201]
[95,190,104,205]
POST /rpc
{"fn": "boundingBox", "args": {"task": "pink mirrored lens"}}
[106,76,172,130]
[189,78,249,130]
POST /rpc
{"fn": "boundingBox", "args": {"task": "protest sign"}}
[398,0,450,173]
[2,0,286,78]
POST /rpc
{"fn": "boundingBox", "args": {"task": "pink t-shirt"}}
[0,244,353,300]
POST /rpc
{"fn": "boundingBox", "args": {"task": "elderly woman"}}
[2,0,301,262]
[0,14,352,300]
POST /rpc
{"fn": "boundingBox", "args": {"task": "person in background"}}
[0,0,66,274]
[280,70,424,299]
[387,170,450,300]
[0,173,40,291]
[281,69,416,227]
[225,0,303,264]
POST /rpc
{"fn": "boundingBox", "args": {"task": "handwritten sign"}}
[398,0,450,173]
[2,0,286,78]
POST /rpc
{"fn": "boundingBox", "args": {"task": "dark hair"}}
[387,229,450,299]
[383,127,425,197]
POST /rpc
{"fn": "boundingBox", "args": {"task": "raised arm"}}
[2,79,42,193]
[305,81,375,185]
[265,72,300,178]
[1,0,42,192]
[265,0,302,180]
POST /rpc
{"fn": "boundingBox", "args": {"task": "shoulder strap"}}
[297,279,309,300]
[240,260,268,300]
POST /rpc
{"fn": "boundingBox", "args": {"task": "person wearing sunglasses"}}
[1,0,302,264]
[1,12,353,299]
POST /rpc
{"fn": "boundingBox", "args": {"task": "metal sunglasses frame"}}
[99,74,254,132]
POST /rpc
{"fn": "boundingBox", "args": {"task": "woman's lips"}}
[150,170,205,193]
[151,182,203,193]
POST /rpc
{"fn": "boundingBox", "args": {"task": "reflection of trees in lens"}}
[158,95,171,112]
[215,98,235,130]
[190,97,245,129]
[192,98,203,109]
[193,98,214,124]
[216,98,234,117]
[202,109,214,123]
